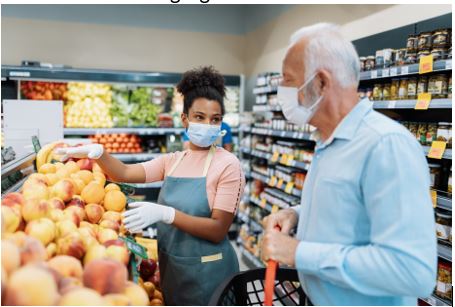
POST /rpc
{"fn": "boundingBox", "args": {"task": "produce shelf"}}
[64,127,185,136]
[359,59,452,81]
[112,153,162,162]
[252,85,278,95]
[423,146,452,160]
[251,127,313,141]
[373,99,452,110]
[2,176,29,196]
[249,196,273,213]
[419,294,452,306]
[1,152,36,178]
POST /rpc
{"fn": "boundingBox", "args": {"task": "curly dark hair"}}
[177,66,226,115]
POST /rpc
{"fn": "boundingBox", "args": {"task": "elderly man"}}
[261,23,437,305]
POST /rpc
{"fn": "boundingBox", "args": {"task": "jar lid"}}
[428,163,441,168]
[438,122,452,126]
[435,211,452,219]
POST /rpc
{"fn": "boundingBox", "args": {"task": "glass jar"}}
[417,76,428,95]
[365,56,375,71]
[407,77,418,99]
[426,123,438,145]
[390,78,400,100]
[382,83,391,101]
[448,77,452,99]
[428,74,448,98]
[395,48,406,66]
[405,51,417,64]
[431,47,448,61]
[408,122,419,139]
[436,260,452,301]
[372,84,383,101]
[436,210,451,241]
[398,78,409,100]
[359,57,366,71]
[418,31,432,51]
[417,49,431,60]
[428,163,441,188]
[432,29,450,47]
[406,34,418,53]
[437,122,451,145]
[417,123,428,145]
[375,50,384,69]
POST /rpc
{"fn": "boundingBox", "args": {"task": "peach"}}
[2,205,21,233]
[25,217,56,246]
[2,240,21,274]
[4,265,60,305]
[65,205,86,222]
[64,160,80,174]
[22,183,49,200]
[78,227,99,250]
[49,209,64,223]
[49,197,65,210]
[97,228,118,244]
[79,221,97,232]
[3,231,27,247]
[84,203,104,224]
[77,158,94,171]
[21,198,50,222]
[83,244,107,266]
[93,172,106,187]
[58,276,83,295]
[103,190,127,212]
[51,179,75,202]
[92,162,104,174]
[57,233,86,260]
[62,209,81,227]
[103,293,132,306]
[2,192,25,207]
[56,220,78,238]
[71,177,86,195]
[123,281,150,306]
[99,219,120,232]
[67,195,85,207]
[83,259,128,295]
[39,163,57,174]
[47,242,57,259]
[27,173,50,186]
[104,183,121,193]
[143,281,156,298]
[46,173,60,185]
[106,245,129,265]
[81,182,105,204]
[59,287,107,306]
[54,161,65,170]
[102,211,122,223]
[48,255,83,279]
[76,170,94,185]
[56,167,72,180]
[20,236,47,265]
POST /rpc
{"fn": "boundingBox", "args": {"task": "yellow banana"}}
[36,142,58,171]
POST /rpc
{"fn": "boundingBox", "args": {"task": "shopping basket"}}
[209,268,309,306]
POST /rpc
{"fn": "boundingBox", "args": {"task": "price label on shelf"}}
[419,55,433,74]
[271,205,279,213]
[370,70,378,79]
[277,178,284,188]
[400,66,409,75]
[430,190,437,208]
[382,69,390,77]
[280,154,288,165]
[281,131,286,137]
[260,198,267,208]
[415,93,432,110]
[387,100,397,109]
[390,67,398,76]
[445,60,452,70]
[428,141,447,159]
[270,152,280,163]
[285,182,295,194]
[269,176,278,187]
[286,155,295,166]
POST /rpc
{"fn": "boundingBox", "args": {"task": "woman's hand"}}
[55,144,104,160]
[122,202,176,232]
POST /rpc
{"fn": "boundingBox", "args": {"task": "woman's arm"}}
[96,151,146,183]
[172,209,234,243]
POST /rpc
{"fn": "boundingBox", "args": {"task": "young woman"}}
[56,66,245,305]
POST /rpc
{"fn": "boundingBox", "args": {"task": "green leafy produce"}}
[130,87,161,127]
[111,85,130,127]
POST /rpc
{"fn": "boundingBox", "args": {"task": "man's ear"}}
[318,69,332,96]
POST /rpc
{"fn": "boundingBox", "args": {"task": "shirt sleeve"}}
[212,158,245,214]
[140,155,167,183]
[222,123,233,145]
[295,133,437,298]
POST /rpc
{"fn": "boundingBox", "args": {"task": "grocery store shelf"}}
[252,85,278,95]
[237,212,249,224]
[420,294,452,306]
[250,196,273,212]
[239,126,251,133]
[250,149,272,160]
[373,99,452,110]
[252,104,282,112]
[1,65,242,86]
[359,59,452,81]
[1,152,36,178]
[239,245,265,268]
[2,176,28,196]
[437,243,451,262]
[64,127,184,135]
[437,195,452,211]
[423,146,452,159]
[231,127,239,134]
[240,148,251,155]
[251,127,312,141]
[251,171,302,197]
[112,153,162,162]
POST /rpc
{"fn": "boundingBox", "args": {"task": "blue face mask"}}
[187,122,224,148]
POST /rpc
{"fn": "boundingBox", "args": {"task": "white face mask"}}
[277,74,323,127]
[187,122,224,148]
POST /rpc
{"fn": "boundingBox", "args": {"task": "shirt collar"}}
[312,98,373,148]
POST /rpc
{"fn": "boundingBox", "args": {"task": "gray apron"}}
[156,146,239,306]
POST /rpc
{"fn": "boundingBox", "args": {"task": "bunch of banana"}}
[36,142,67,170]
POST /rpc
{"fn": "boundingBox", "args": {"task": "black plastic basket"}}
[209,268,309,306]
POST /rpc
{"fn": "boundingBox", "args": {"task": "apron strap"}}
[202,145,216,177]
[167,151,187,176]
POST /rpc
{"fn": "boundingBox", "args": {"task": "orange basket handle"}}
[264,225,281,306]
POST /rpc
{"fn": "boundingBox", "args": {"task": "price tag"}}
[390,67,398,76]
[286,155,295,166]
[387,100,397,109]
[31,136,42,153]
[270,152,280,163]
[428,141,447,159]
[419,54,433,74]
[400,66,409,75]
[371,70,378,79]
[415,93,432,110]
[445,60,452,70]
[271,205,279,213]
[277,178,284,188]
[280,154,288,165]
[269,176,277,187]
[382,69,390,77]
[260,198,267,208]
[119,236,148,259]
[430,190,437,208]
[285,182,295,194]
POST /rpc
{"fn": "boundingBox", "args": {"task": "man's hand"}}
[261,228,299,266]
[262,208,298,234]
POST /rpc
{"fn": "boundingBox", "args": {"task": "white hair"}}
[290,23,360,88]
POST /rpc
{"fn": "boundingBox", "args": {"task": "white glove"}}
[122,202,175,232]
[54,144,104,160]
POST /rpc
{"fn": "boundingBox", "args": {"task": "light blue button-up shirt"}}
[294,98,437,306]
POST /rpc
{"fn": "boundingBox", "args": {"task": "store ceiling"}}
[1,4,293,35]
